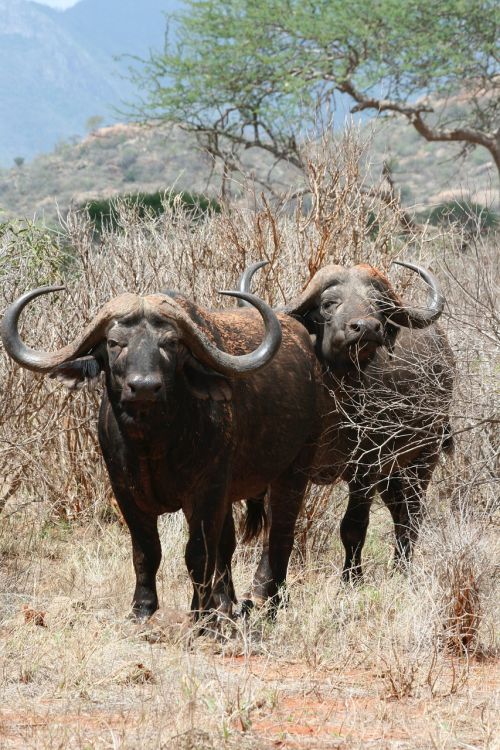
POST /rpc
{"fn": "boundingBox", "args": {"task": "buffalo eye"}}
[107,339,124,350]
[159,338,178,355]
[321,300,339,315]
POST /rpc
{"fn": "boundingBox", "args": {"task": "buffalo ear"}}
[49,355,103,390]
[295,309,318,334]
[384,322,399,354]
[182,353,233,402]
[299,310,323,357]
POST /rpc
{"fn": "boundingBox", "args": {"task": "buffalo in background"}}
[239,260,454,600]
[1,286,325,621]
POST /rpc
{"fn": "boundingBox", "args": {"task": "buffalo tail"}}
[241,493,268,543]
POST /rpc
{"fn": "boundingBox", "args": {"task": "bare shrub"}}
[1,130,431,520]
[427,510,496,658]
[0,130,498,734]
[438,232,499,520]
[442,552,482,656]
[1,126,497,585]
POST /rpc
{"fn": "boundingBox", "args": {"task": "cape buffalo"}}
[239,260,454,595]
[1,287,323,621]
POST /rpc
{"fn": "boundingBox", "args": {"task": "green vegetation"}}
[0,123,229,227]
[427,200,499,233]
[85,189,221,232]
[131,0,499,175]
[0,218,68,286]
[85,115,104,134]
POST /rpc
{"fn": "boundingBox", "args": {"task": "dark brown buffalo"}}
[1,287,323,621]
[239,260,454,596]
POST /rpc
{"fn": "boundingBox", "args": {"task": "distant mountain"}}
[50,0,173,59]
[0,0,179,166]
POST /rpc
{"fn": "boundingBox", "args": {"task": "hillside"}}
[0,114,497,227]
[0,0,119,164]
[0,121,299,224]
[369,117,498,209]
[2,0,497,210]
[0,0,178,166]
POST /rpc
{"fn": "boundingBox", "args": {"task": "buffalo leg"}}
[212,509,237,617]
[245,499,272,608]
[340,480,375,582]
[246,471,308,613]
[118,502,162,621]
[185,494,227,619]
[381,459,436,568]
[381,474,422,568]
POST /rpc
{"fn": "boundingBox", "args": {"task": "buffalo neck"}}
[322,361,365,387]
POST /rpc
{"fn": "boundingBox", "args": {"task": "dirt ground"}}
[0,647,498,749]
[0,509,498,750]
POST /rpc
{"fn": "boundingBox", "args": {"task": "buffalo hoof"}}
[128,606,157,624]
[267,591,287,621]
[135,608,192,643]
[236,595,284,622]
[341,567,364,585]
[236,599,255,620]
[212,593,235,620]
[188,609,235,640]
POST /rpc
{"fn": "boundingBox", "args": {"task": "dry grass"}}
[0,132,498,748]
[0,504,497,748]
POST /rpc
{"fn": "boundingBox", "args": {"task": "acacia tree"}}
[130,0,499,178]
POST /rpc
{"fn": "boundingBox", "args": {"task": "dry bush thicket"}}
[0,131,498,745]
[0,131,422,519]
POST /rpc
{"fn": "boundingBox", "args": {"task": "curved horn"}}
[238,259,444,329]
[238,262,345,316]
[389,260,445,328]
[2,287,282,378]
[237,260,269,308]
[1,286,140,373]
[152,290,282,376]
[281,265,343,317]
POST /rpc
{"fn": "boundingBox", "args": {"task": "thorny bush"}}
[0,134,498,670]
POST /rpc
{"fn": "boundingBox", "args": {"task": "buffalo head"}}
[239,260,444,372]
[1,287,282,420]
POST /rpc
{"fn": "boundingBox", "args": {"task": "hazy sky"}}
[33,0,81,8]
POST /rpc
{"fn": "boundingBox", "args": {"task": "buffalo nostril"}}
[126,375,162,398]
[126,378,141,393]
[348,320,364,332]
[348,318,382,334]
